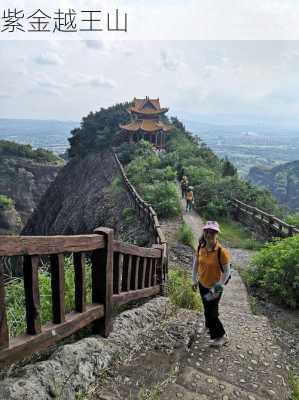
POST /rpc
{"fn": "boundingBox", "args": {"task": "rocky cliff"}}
[0,156,61,234]
[23,151,150,245]
[247,160,299,211]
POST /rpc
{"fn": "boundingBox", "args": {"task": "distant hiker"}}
[180,176,188,199]
[192,221,231,347]
[185,187,194,212]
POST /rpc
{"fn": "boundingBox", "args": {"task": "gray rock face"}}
[0,156,61,234]
[0,297,173,400]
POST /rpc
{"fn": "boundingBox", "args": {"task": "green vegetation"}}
[290,372,299,400]
[68,102,131,158]
[0,140,61,163]
[286,213,299,229]
[177,222,195,248]
[167,268,202,311]
[126,141,180,219]
[218,219,263,250]
[162,117,283,220]
[0,194,14,210]
[6,257,92,337]
[244,235,299,308]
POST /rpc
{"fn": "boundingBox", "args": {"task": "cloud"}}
[72,73,116,88]
[34,52,64,66]
[28,76,67,96]
[83,40,104,50]
[160,49,180,71]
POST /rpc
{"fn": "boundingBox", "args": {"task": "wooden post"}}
[153,245,164,294]
[23,255,41,335]
[74,252,86,313]
[0,263,8,350]
[50,254,65,324]
[92,227,114,337]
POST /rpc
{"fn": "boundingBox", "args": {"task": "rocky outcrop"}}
[0,157,61,234]
[247,160,299,211]
[0,298,181,400]
[23,151,150,245]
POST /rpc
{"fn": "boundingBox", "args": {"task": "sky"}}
[2,40,299,125]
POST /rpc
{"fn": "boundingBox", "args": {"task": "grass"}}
[6,256,92,337]
[218,218,264,250]
[177,222,195,248]
[290,372,299,400]
[167,267,202,311]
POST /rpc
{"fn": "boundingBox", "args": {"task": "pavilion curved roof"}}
[120,119,171,133]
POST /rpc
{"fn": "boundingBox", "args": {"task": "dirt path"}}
[159,197,291,400]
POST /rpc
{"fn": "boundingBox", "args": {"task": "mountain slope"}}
[247,160,299,211]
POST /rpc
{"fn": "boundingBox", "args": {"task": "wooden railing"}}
[231,198,299,238]
[0,227,164,368]
[113,153,168,279]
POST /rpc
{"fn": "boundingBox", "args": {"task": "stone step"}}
[160,383,209,399]
[175,367,267,400]
[184,327,289,400]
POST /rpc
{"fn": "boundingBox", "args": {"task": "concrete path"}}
[159,196,291,400]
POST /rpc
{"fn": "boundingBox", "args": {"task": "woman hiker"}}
[192,221,231,347]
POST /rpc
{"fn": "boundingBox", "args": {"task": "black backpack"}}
[197,242,232,285]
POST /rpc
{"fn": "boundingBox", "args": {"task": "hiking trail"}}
[93,192,291,400]
[158,195,291,400]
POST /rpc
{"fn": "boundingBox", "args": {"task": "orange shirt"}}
[197,242,230,288]
[186,191,193,200]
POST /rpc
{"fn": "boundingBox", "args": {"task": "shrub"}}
[177,222,195,248]
[0,140,61,163]
[167,268,202,310]
[286,213,299,229]
[245,235,299,308]
[0,194,14,210]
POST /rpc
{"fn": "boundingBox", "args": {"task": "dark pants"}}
[186,199,192,211]
[198,282,225,339]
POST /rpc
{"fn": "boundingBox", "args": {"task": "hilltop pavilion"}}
[119,97,171,150]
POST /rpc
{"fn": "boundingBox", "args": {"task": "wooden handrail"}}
[0,234,105,256]
[0,225,165,368]
[231,198,299,237]
[113,153,168,265]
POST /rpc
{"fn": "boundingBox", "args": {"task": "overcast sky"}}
[1,40,299,124]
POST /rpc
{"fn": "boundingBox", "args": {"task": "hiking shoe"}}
[202,327,210,336]
[209,335,229,347]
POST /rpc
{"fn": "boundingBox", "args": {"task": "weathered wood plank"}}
[0,235,105,256]
[118,253,124,294]
[0,265,8,350]
[92,227,114,337]
[127,255,132,292]
[50,254,65,324]
[113,252,120,295]
[0,304,104,369]
[113,241,160,258]
[134,256,140,290]
[23,255,41,335]
[147,258,153,288]
[141,258,146,289]
[74,252,86,313]
[112,285,160,305]
[121,254,129,292]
